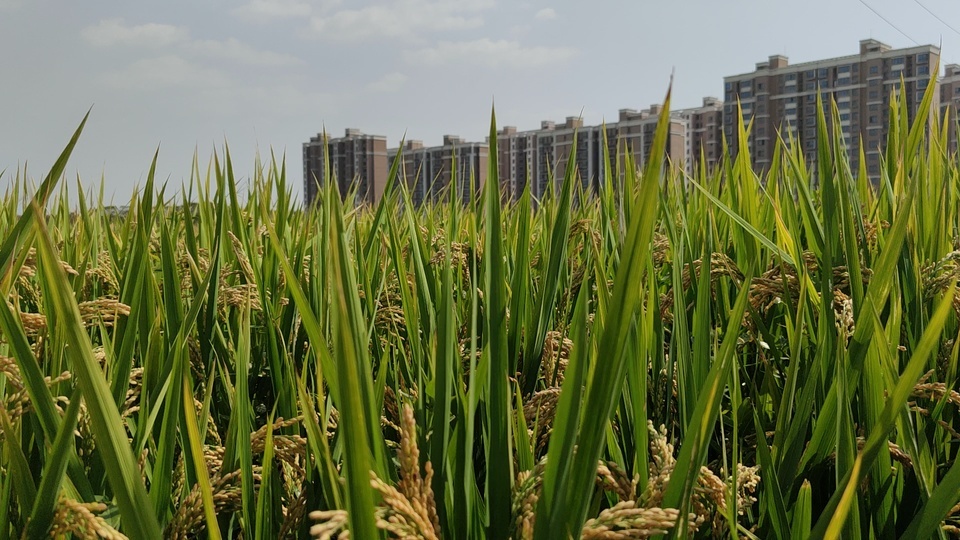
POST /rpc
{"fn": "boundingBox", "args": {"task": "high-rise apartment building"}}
[493,119,579,202]
[388,135,488,206]
[493,102,713,202]
[942,64,960,155]
[724,39,940,178]
[302,128,389,206]
[678,97,724,174]
[607,105,688,175]
[493,125,541,199]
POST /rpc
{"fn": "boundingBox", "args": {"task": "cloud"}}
[81,18,188,48]
[81,18,300,67]
[534,7,556,20]
[232,0,324,21]
[187,38,302,67]
[404,39,577,69]
[365,72,408,93]
[308,0,495,42]
[101,55,232,90]
[98,53,228,94]
[98,55,339,117]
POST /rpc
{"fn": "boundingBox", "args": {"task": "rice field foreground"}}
[2,83,960,539]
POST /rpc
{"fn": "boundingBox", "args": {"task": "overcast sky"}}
[2,0,959,203]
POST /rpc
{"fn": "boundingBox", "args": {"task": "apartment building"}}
[551,117,609,197]
[723,39,940,178]
[493,103,710,202]
[608,105,688,175]
[493,120,566,201]
[388,136,488,206]
[677,97,724,174]
[302,128,388,206]
[493,125,539,199]
[943,64,960,155]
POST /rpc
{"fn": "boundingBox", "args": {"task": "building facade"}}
[677,97,724,175]
[492,104,713,202]
[388,136,488,206]
[723,39,940,178]
[302,128,389,206]
[942,64,960,155]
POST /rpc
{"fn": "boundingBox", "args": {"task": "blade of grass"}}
[483,106,514,539]
[32,203,162,540]
[25,387,83,539]
[813,285,954,538]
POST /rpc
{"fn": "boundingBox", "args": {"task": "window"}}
[918,66,929,75]
[807,94,816,102]
[787,73,797,81]
[837,77,851,86]
[869,103,879,111]
[840,113,850,121]
[918,52,929,62]
[869,65,879,74]
[805,117,815,127]
[918,79,928,89]
[838,90,851,97]
[869,115,878,123]
[805,82,815,91]
[757,82,764,90]
[892,56,905,65]
[741,91,753,98]
[869,79,879,87]
[818,68,828,77]
[838,65,851,73]
[869,90,879,99]
[725,82,733,90]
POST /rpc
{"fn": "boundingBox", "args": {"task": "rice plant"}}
[2,77,960,539]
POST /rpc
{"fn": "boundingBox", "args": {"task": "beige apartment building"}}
[943,64,960,155]
[388,135,488,206]
[493,101,717,202]
[608,105,688,175]
[724,39,940,179]
[302,128,388,206]
[678,97,724,174]
[494,125,541,199]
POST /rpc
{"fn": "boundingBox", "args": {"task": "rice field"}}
[2,80,960,539]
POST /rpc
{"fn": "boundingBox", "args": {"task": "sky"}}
[2,0,959,203]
